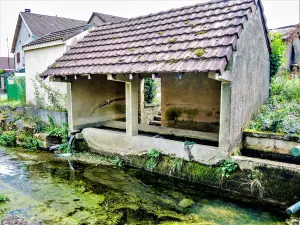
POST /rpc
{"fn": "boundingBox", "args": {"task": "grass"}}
[0,100,23,108]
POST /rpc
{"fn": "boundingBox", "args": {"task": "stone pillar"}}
[219,82,231,153]
[1,77,5,90]
[66,83,74,133]
[126,78,139,136]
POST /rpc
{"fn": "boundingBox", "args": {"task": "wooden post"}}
[66,83,74,133]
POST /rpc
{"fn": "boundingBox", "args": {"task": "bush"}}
[144,78,157,104]
[249,72,300,134]
[0,131,17,146]
[0,194,9,203]
[270,32,286,77]
[17,133,41,150]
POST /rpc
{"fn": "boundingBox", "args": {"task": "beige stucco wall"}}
[160,72,221,133]
[71,75,126,130]
[24,43,67,106]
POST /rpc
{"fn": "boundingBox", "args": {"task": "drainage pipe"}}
[286,201,300,215]
[291,145,300,157]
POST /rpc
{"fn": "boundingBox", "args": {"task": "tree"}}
[270,32,286,77]
[144,78,157,104]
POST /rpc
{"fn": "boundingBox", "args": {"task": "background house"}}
[42,0,270,157]
[11,9,86,72]
[88,12,126,26]
[0,57,14,93]
[22,11,126,107]
[271,24,300,70]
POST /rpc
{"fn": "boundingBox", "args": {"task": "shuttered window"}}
[16,53,20,63]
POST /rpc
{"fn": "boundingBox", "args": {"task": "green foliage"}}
[111,157,124,168]
[17,133,41,150]
[144,78,157,104]
[0,100,22,108]
[249,72,300,134]
[0,69,5,74]
[0,131,17,146]
[0,194,9,203]
[217,160,238,178]
[33,75,67,111]
[58,142,69,153]
[145,148,160,171]
[45,116,69,142]
[172,158,184,175]
[270,32,286,77]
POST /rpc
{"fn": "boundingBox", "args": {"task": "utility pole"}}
[6,37,10,69]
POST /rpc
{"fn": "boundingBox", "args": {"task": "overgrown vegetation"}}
[249,70,300,135]
[32,75,67,112]
[17,133,41,150]
[144,78,157,104]
[270,32,286,77]
[0,194,9,203]
[145,148,160,171]
[0,131,17,146]
[217,160,238,179]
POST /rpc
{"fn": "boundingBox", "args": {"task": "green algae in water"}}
[0,148,287,225]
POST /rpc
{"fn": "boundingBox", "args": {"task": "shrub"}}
[144,78,157,104]
[270,32,286,77]
[0,131,17,146]
[249,72,300,134]
[0,194,9,203]
[145,148,160,171]
[217,160,238,178]
[17,133,41,150]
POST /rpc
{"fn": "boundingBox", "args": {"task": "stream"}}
[0,147,287,225]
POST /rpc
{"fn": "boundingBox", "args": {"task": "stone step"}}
[149,121,161,126]
[153,115,161,121]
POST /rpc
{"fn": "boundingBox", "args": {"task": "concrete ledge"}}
[244,135,299,156]
[82,128,224,165]
[244,129,300,143]
[232,155,300,173]
[104,121,219,142]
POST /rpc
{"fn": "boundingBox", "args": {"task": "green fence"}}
[6,76,26,103]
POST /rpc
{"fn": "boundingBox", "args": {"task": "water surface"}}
[0,147,286,225]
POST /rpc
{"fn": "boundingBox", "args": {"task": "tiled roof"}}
[23,25,91,48]
[88,12,127,25]
[0,57,14,70]
[270,24,300,41]
[11,12,86,53]
[20,12,87,37]
[42,0,269,77]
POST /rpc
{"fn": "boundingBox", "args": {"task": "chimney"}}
[25,9,31,13]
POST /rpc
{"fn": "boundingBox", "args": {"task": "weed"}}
[198,30,206,35]
[172,158,184,175]
[217,159,238,178]
[0,194,9,203]
[184,20,189,25]
[129,48,135,52]
[17,133,41,151]
[0,131,17,146]
[157,31,164,35]
[145,148,160,171]
[111,157,124,168]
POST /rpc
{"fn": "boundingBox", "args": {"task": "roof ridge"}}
[20,12,86,22]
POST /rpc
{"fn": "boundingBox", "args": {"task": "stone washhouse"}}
[41,0,271,164]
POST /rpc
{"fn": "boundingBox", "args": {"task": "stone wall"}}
[223,6,270,152]
[160,72,221,133]
[71,75,125,130]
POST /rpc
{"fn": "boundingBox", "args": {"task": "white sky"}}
[0,0,299,57]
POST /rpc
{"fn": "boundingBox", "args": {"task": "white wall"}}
[14,18,34,71]
[24,44,67,106]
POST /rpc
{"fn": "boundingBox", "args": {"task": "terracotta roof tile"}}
[42,0,268,77]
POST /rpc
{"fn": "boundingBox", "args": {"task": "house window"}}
[16,53,20,63]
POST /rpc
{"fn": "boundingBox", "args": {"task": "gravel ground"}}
[1,216,33,225]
